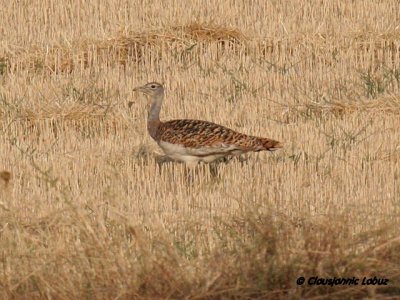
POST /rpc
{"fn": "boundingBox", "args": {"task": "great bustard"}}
[133,82,282,167]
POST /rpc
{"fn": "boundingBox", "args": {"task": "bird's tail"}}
[256,137,283,151]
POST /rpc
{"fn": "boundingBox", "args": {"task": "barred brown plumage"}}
[133,82,282,166]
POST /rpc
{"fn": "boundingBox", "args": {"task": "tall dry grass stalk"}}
[1,0,400,298]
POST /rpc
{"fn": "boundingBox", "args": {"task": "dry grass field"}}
[1,0,400,299]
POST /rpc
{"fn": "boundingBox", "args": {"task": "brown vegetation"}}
[1,0,400,299]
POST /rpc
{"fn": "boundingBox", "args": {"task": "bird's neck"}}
[147,120,160,141]
[148,93,163,122]
[147,92,163,140]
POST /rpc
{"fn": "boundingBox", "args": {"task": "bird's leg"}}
[238,154,250,165]
[184,161,199,185]
[209,162,220,179]
[155,155,174,175]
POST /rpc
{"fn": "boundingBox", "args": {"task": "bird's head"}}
[133,82,164,97]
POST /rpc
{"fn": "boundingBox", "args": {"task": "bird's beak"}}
[133,86,144,92]
[130,86,143,108]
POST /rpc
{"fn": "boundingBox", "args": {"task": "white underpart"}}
[158,140,244,165]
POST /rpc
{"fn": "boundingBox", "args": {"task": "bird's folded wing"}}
[158,119,280,153]
[158,119,245,148]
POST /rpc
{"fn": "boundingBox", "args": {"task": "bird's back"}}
[155,119,282,152]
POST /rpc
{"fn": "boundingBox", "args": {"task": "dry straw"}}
[1,0,400,298]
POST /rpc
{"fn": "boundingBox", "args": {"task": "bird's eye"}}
[151,85,156,88]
